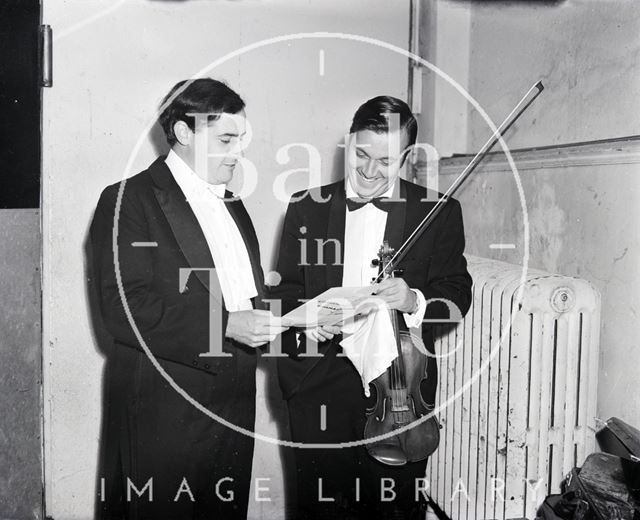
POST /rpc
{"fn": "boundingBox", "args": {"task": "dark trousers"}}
[98,344,256,520]
[285,347,429,519]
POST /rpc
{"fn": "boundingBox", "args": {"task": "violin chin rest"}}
[367,444,408,466]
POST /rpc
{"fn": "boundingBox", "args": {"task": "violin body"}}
[364,325,440,466]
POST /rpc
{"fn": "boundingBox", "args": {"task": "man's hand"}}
[371,278,417,313]
[304,324,341,343]
[225,310,289,348]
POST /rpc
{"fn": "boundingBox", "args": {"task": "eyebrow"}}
[217,131,247,137]
[355,146,391,161]
[354,144,373,157]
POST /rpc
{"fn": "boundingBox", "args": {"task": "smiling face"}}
[346,128,410,199]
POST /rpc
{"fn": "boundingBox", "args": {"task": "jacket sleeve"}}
[89,184,228,372]
[267,197,308,356]
[421,199,473,323]
[269,197,306,315]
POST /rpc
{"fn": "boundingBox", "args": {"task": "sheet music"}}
[281,286,377,328]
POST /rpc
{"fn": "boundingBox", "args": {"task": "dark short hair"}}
[349,96,418,149]
[158,78,245,146]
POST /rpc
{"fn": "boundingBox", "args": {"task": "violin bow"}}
[373,80,545,283]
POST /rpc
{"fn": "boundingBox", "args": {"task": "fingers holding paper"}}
[225,309,289,348]
[305,324,341,342]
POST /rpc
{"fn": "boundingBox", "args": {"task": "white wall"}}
[417,0,471,157]
[42,1,410,518]
[423,0,640,154]
[419,0,640,434]
[465,0,640,151]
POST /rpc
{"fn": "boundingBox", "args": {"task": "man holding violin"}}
[272,96,473,519]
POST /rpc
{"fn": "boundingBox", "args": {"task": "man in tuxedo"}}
[272,96,472,519]
[90,78,285,519]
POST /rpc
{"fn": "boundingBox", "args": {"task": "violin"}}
[363,81,545,466]
[364,240,439,465]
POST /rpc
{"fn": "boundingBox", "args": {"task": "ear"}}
[399,144,412,167]
[345,132,358,155]
[173,120,193,146]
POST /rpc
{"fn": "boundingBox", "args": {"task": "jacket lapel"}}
[383,180,408,254]
[325,182,346,289]
[148,158,217,295]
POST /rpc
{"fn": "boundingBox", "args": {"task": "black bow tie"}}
[346,197,394,212]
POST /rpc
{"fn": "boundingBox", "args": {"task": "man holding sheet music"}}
[272,96,473,519]
[90,79,287,519]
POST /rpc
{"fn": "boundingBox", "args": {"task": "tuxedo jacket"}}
[271,179,473,404]
[89,157,263,518]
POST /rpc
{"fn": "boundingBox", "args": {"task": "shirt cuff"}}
[403,289,427,329]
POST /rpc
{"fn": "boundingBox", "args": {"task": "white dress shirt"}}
[342,181,427,328]
[166,150,257,312]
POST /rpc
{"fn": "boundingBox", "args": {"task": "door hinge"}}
[40,25,52,87]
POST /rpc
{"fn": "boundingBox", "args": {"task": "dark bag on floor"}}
[538,453,640,520]
[536,489,594,519]
[597,417,640,461]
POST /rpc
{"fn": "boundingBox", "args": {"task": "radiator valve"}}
[550,286,575,313]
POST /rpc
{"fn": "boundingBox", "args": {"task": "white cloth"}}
[340,308,397,397]
[166,150,257,311]
[339,181,427,395]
